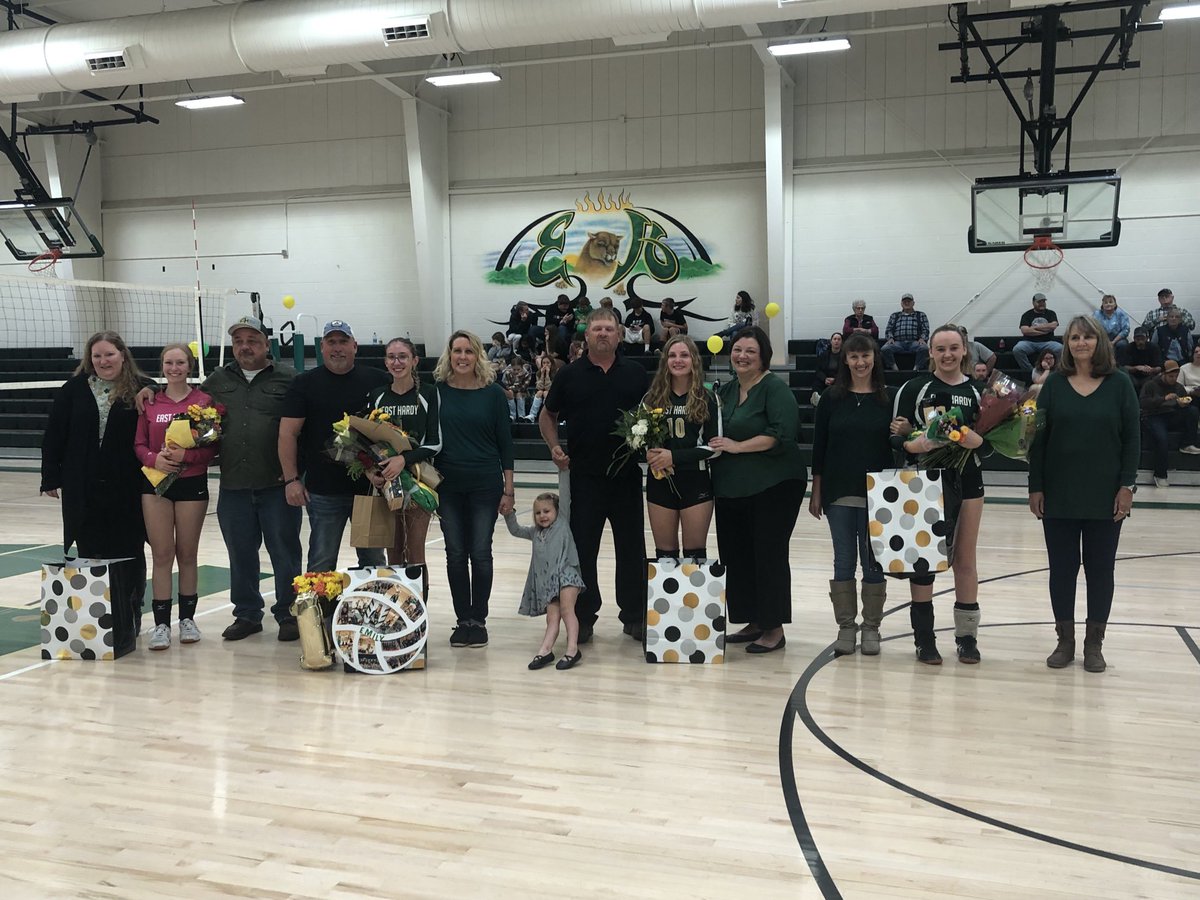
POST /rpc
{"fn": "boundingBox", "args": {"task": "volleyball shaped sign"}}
[332,578,428,674]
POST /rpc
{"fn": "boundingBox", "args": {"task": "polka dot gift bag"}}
[865,469,963,576]
[644,557,727,664]
[40,557,141,660]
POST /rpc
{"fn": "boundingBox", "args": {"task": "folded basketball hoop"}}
[1024,236,1063,292]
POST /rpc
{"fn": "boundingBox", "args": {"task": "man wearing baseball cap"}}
[1123,326,1162,394]
[1012,292,1062,374]
[204,315,304,641]
[880,293,930,371]
[278,320,390,573]
[1139,359,1200,488]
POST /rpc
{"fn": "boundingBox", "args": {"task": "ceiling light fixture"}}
[1159,4,1200,21]
[175,95,245,110]
[767,37,852,57]
[425,71,501,87]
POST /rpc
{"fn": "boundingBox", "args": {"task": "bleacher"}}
[2,338,1197,477]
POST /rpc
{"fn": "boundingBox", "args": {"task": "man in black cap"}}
[1012,292,1062,374]
[278,320,390,573]
[1140,359,1200,488]
[1123,327,1163,394]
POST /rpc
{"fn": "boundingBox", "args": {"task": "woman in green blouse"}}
[708,327,806,654]
[1029,316,1139,673]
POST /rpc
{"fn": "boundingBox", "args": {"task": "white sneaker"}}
[179,618,202,644]
[148,623,171,651]
[1180,445,1200,455]
[1154,475,1170,488]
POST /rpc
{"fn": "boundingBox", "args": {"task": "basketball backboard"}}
[0,199,104,261]
[968,171,1121,253]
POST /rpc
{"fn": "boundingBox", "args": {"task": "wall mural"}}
[486,189,724,323]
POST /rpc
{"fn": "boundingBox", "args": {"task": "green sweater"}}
[811,390,895,508]
[712,374,806,498]
[1028,371,1140,519]
[435,382,514,494]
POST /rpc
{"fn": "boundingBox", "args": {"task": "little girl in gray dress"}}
[503,473,586,671]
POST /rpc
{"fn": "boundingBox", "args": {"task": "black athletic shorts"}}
[646,468,713,510]
[141,473,209,502]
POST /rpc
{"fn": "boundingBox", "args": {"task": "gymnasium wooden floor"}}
[0,466,1197,899]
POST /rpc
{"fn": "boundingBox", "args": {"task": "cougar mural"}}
[559,230,626,295]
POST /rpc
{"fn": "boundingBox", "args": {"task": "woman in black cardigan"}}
[41,331,156,570]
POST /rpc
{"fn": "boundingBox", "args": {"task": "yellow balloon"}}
[282,294,295,309]
[706,335,724,354]
[764,301,781,318]
[187,340,200,358]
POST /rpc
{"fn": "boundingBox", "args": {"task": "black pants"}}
[569,468,647,628]
[1042,517,1123,623]
[714,478,806,630]
[1144,407,1200,478]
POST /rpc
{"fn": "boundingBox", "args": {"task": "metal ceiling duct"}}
[0,0,937,103]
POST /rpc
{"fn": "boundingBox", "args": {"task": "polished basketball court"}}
[1,465,1196,899]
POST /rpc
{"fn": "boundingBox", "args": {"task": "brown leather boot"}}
[1046,621,1075,668]
[1083,620,1106,673]
[829,580,858,657]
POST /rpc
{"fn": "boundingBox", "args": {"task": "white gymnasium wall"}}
[788,6,1200,339]
[449,175,766,336]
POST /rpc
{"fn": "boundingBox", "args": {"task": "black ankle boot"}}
[910,602,941,665]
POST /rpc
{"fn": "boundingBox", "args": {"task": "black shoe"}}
[449,624,471,647]
[222,618,263,641]
[468,624,489,648]
[578,622,594,645]
[277,619,300,642]
[726,628,764,644]
[528,652,556,670]
[915,636,943,665]
[628,622,645,641]
[555,651,582,670]
[956,635,981,664]
[746,635,786,654]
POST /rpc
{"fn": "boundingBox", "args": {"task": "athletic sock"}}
[178,593,198,621]
[151,599,172,627]
[953,601,981,637]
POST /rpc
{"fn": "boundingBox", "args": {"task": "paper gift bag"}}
[644,558,726,664]
[339,565,428,672]
[350,493,396,548]
[40,557,140,660]
[866,468,961,576]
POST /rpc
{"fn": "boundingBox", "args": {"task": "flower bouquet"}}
[917,371,1041,471]
[608,403,675,487]
[141,402,224,495]
[289,570,348,671]
[328,410,440,512]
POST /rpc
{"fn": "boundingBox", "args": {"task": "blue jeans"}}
[438,486,502,625]
[1013,340,1062,373]
[306,492,386,573]
[1145,408,1200,478]
[826,504,885,584]
[881,340,928,370]
[217,485,303,624]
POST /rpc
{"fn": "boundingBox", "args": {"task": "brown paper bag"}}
[350,493,396,548]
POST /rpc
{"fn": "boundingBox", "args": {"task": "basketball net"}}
[1024,236,1063,293]
[27,248,62,275]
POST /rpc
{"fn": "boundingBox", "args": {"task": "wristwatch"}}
[1122,484,1137,494]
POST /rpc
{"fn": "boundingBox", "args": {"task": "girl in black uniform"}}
[644,335,720,561]
[891,324,987,665]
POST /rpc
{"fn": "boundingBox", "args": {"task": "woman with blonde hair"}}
[643,335,720,560]
[433,330,515,649]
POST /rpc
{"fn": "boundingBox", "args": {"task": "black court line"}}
[779,550,1200,897]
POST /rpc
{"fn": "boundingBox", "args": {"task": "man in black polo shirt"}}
[541,308,649,642]
[278,320,390,573]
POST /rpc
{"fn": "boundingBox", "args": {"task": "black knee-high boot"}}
[910,602,941,665]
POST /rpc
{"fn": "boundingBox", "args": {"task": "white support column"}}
[402,97,453,350]
[761,59,795,349]
[41,133,103,282]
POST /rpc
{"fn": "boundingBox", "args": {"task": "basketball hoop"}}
[1023,236,1063,293]
[27,248,62,275]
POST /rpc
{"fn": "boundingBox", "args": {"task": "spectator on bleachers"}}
[1152,307,1195,364]
[525,353,555,423]
[501,354,532,420]
[1180,343,1200,393]
[545,294,577,349]
[973,362,989,381]
[1123,327,1162,393]
[659,297,688,341]
[1013,292,1063,374]
[810,332,843,405]
[487,331,512,365]
[1092,294,1131,361]
[1031,347,1058,385]
[623,295,654,353]
[506,301,543,355]
[568,339,584,363]
[842,299,879,340]
[712,291,759,342]
[957,324,996,378]
[1141,288,1195,334]
[1139,360,1200,488]
[881,293,929,371]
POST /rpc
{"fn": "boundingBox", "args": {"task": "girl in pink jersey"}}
[135,343,218,650]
